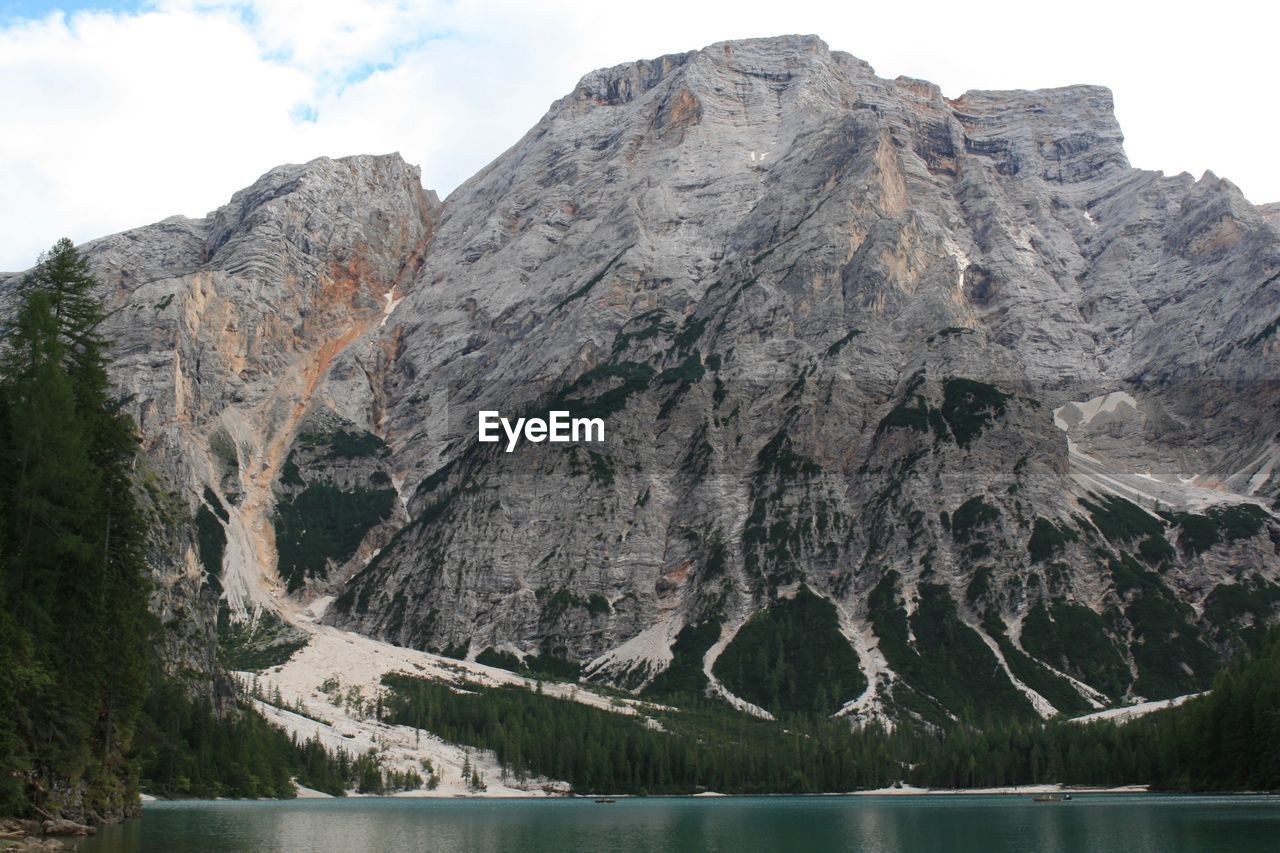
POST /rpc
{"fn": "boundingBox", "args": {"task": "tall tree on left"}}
[0,239,153,822]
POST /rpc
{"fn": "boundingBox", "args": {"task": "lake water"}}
[74,794,1280,852]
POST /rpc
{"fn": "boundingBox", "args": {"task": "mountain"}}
[4,35,1278,728]
[5,154,437,688]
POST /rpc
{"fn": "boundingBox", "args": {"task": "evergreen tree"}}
[0,239,152,820]
[377,627,1280,796]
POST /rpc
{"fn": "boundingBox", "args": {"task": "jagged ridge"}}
[4,36,1278,726]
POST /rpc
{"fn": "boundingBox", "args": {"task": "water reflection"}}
[77,794,1280,853]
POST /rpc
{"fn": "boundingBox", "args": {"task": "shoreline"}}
[135,783,1280,803]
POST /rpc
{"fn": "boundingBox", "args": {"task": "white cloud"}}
[2,0,1277,271]
[161,0,441,81]
[0,6,311,268]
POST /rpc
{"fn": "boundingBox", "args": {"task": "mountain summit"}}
[7,35,1277,726]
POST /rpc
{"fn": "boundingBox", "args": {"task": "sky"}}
[0,0,1276,271]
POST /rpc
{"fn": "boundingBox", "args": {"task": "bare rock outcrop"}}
[6,37,1277,723]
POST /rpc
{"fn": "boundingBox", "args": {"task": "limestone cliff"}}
[4,153,438,684]
[329,36,1280,722]
[5,36,1278,725]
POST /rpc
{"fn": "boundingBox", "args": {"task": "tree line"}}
[136,678,427,798]
[381,628,1280,795]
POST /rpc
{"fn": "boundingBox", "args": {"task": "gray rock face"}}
[1260,202,1280,232]
[327,36,1280,719]
[3,153,437,681]
[5,36,1277,722]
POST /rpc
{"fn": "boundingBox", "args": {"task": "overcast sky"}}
[1,0,1275,271]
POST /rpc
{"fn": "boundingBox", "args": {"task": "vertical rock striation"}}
[329,36,1279,721]
[4,153,439,684]
[5,36,1277,723]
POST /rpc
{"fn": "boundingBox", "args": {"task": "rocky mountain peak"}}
[1,150,441,678]
[205,152,436,275]
[4,37,1276,727]
[949,84,1127,184]
[569,34,836,106]
[327,37,1278,723]
[1260,201,1280,230]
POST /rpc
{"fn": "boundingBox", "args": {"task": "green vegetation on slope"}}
[136,678,423,798]
[0,241,386,821]
[194,487,229,591]
[553,245,632,311]
[1109,552,1218,698]
[1027,517,1077,563]
[475,645,583,681]
[950,496,1000,543]
[216,605,309,672]
[875,375,1011,448]
[1203,574,1280,654]
[1131,626,1280,790]
[742,430,824,587]
[294,428,387,461]
[981,614,1093,716]
[273,482,397,592]
[194,504,226,584]
[556,361,656,420]
[1079,493,1177,567]
[1164,504,1269,555]
[914,626,1280,791]
[868,573,1035,723]
[1079,493,1163,542]
[642,620,721,700]
[712,587,865,717]
[381,672,908,794]
[1020,600,1131,702]
[940,378,1011,448]
[877,392,939,436]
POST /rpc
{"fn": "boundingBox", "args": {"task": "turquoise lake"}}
[74,793,1280,852]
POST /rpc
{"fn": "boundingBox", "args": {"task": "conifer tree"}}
[0,239,152,819]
